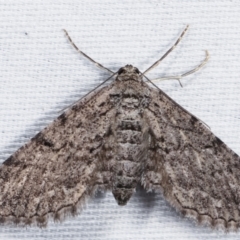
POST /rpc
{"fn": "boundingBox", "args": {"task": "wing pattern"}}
[142,85,240,230]
[0,82,117,227]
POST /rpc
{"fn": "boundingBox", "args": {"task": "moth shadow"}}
[94,184,158,209]
[133,184,158,209]
[92,184,191,228]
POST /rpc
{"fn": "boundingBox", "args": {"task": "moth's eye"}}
[134,68,140,74]
[118,68,126,75]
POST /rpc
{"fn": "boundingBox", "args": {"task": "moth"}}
[1,25,239,231]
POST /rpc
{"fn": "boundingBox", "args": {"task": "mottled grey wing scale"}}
[142,85,240,230]
[0,82,117,227]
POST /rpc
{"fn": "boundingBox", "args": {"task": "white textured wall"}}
[0,0,240,239]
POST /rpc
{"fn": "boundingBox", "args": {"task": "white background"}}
[0,0,240,239]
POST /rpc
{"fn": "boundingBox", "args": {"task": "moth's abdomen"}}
[111,87,150,206]
[112,129,145,205]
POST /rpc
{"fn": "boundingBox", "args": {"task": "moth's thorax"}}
[109,82,150,205]
[116,64,142,82]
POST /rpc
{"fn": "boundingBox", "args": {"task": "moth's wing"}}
[0,82,117,227]
[142,85,240,230]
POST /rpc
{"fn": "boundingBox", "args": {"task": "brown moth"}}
[1,26,239,231]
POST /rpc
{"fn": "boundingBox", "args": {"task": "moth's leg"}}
[143,25,189,75]
[150,50,209,86]
[63,29,114,74]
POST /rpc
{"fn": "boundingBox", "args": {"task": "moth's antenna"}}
[143,25,189,75]
[150,50,209,86]
[63,29,114,74]
[59,71,118,112]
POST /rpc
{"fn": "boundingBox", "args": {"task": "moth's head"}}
[116,65,141,82]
